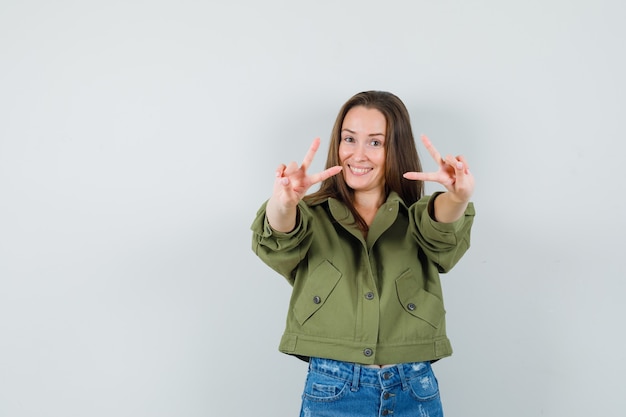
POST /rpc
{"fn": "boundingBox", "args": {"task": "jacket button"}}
[313,296,321,304]
[407,303,416,311]
[365,292,374,300]
[363,348,373,357]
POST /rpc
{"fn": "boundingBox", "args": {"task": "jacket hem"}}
[279,333,452,365]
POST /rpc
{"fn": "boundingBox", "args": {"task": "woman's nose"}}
[353,143,367,160]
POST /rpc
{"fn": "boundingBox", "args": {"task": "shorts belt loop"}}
[351,363,361,392]
[397,364,408,390]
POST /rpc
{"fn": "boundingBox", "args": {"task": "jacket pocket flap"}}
[396,272,445,328]
[293,261,342,326]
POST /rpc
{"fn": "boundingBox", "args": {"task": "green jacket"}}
[251,191,475,365]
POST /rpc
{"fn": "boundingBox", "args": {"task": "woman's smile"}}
[348,165,374,175]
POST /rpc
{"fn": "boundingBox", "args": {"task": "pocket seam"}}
[293,261,342,325]
[395,270,445,328]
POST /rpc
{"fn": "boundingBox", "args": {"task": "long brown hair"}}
[305,91,423,231]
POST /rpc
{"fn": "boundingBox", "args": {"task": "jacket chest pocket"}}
[395,271,445,328]
[293,261,342,326]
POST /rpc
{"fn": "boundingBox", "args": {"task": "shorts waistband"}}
[308,357,432,390]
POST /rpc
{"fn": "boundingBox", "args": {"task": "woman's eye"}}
[371,140,382,147]
[343,137,354,143]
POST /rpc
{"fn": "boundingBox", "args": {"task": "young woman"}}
[251,91,475,416]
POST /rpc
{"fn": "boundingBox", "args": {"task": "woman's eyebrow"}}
[341,128,385,137]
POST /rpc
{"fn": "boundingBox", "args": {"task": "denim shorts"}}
[299,357,443,417]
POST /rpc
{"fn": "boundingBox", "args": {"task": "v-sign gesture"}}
[403,134,475,223]
[403,134,475,203]
[267,138,342,232]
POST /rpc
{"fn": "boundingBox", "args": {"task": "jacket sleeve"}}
[250,200,313,285]
[409,192,476,273]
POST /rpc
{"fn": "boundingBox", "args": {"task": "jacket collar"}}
[322,191,406,247]
[312,191,408,227]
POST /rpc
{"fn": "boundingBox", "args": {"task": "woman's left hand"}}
[403,134,475,204]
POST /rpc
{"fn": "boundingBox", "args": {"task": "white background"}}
[1,1,624,416]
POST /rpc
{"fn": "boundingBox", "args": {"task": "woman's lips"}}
[348,165,373,175]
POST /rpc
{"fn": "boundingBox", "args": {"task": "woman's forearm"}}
[433,192,469,223]
[265,196,298,233]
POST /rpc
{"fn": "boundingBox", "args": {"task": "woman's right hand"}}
[266,138,342,232]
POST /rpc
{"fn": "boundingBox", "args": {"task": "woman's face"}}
[338,106,387,196]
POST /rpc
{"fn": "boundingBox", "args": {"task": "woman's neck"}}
[353,190,385,227]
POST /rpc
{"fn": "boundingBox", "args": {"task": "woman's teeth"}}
[350,166,371,174]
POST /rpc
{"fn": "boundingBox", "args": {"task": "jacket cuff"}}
[251,201,308,251]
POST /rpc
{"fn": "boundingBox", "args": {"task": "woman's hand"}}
[403,134,474,203]
[403,134,475,222]
[266,138,342,232]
